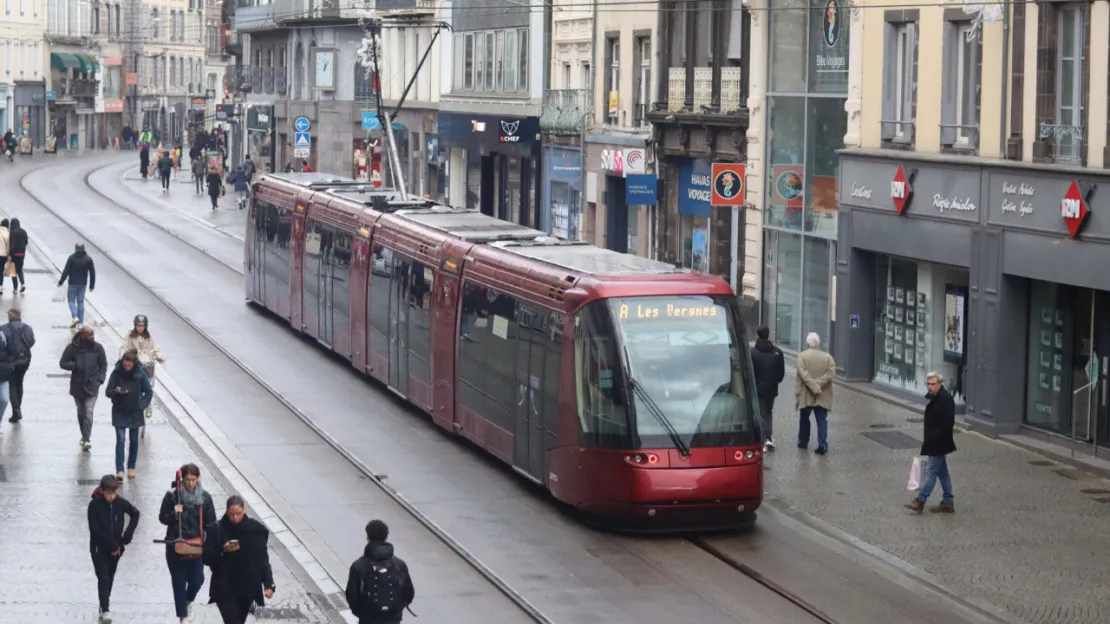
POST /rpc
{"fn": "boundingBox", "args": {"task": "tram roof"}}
[500,242,686,276]
[268,172,360,187]
[398,208,552,244]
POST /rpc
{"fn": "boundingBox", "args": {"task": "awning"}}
[50,52,80,70]
[75,54,99,73]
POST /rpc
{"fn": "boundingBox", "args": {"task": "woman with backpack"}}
[159,463,216,623]
[202,495,275,623]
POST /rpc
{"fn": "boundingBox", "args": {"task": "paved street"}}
[0,251,336,623]
[764,363,1110,624]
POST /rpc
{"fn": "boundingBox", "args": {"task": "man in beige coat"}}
[796,332,835,455]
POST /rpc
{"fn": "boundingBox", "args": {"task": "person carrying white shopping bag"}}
[906,456,926,491]
[905,372,957,514]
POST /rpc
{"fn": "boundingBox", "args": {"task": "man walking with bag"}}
[1,307,34,422]
[750,325,785,452]
[906,372,957,513]
[345,519,415,623]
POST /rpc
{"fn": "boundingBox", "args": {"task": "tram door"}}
[513,307,546,481]
[388,256,410,397]
[318,228,334,346]
[250,205,265,302]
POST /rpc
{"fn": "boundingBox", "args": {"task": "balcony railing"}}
[667,67,684,112]
[539,89,591,135]
[69,79,100,98]
[229,66,286,95]
[665,66,743,115]
[721,67,742,114]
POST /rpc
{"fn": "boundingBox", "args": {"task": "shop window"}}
[801,237,832,350]
[873,256,968,404]
[475,31,485,91]
[1054,5,1085,164]
[764,96,806,230]
[762,229,802,350]
[804,97,845,237]
[941,19,981,150]
[881,18,918,144]
[368,245,393,359]
[464,33,474,90]
[605,36,619,122]
[768,0,806,92]
[506,30,518,91]
[518,29,529,92]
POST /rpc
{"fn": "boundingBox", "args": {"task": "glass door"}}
[1090,291,1110,449]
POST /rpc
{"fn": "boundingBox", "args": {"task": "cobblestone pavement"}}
[764,363,1110,624]
[0,253,334,623]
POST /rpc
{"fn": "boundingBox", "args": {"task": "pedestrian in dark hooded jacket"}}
[88,474,140,624]
[207,169,223,210]
[58,242,96,327]
[749,325,785,452]
[140,144,150,179]
[0,317,16,423]
[3,129,14,161]
[192,156,206,194]
[60,325,108,450]
[106,350,152,481]
[8,217,27,293]
[345,519,415,624]
[0,218,9,293]
[158,150,174,192]
[203,495,276,623]
[1,306,35,422]
[160,463,217,622]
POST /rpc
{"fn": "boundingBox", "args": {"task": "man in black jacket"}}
[750,325,785,452]
[1,307,34,422]
[88,474,140,623]
[158,150,174,192]
[7,217,26,293]
[906,371,957,514]
[346,519,415,623]
[60,325,108,450]
[59,243,96,327]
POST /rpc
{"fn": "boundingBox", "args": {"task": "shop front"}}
[542,146,582,239]
[0,85,10,133]
[438,112,541,226]
[836,150,1110,448]
[13,81,45,148]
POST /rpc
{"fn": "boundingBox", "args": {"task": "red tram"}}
[244,173,763,530]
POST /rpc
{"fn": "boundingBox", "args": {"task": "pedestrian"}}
[107,350,152,480]
[160,463,217,623]
[8,217,26,293]
[906,372,957,514]
[192,156,206,195]
[795,331,835,455]
[1,307,34,422]
[0,218,9,294]
[0,318,15,422]
[345,519,415,624]
[140,143,151,180]
[750,325,785,452]
[59,325,108,450]
[88,474,140,624]
[119,314,165,437]
[203,495,276,623]
[158,150,174,193]
[58,242,96,327]
[207,167,223,210]
[301,162,311,172]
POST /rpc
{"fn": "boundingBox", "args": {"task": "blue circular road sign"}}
[294,117,311,132]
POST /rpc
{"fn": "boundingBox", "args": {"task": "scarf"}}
[179,483,207,508]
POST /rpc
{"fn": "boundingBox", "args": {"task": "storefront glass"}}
[762,230,803,351]
[1024,281,1076,435]
[761,0,850,349]
[680,213,710,272]
[872,255,969,404]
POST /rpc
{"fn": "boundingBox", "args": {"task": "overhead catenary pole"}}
[367,19,407,196]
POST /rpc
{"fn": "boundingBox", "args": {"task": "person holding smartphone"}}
[106,350,152,481]
[202,495,275,623]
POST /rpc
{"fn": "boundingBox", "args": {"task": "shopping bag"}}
[4,261,15,278]
[907,456,926,490]
[51,286,65,302]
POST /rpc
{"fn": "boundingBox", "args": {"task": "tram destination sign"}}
[618,302,720,321]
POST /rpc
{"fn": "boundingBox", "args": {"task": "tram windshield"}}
[611,295,759,449]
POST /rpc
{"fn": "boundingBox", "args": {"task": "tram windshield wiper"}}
[628,376,691,458]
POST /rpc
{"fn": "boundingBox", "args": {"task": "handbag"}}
[907,456,926,490]
[174,504,205,560]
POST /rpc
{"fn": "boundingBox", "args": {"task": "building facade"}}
[131,0,207,144]
[647,0,750,318]
[834,0,1110,455]
[438,0,544,225]
[0,0,47,145]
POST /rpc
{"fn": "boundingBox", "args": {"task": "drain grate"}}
[253,606,307,620]
[906,418,924,423]
[327,591,349,610]
[868,423,896,429]
[76,479,100,486]
[45,372,70,378]
[1052,468,1099,481]
[23,268,52,274]
[1080,488,1110,495]
[861,430,921,450]
[1028,460,1055,467]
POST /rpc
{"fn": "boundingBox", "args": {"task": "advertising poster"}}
[770,164,804,213]
[43,137,56,154]
[944,285,967,363]
[691,228,708,273]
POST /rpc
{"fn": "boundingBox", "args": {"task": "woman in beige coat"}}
[796,332,835,454]
[119,314,165,437]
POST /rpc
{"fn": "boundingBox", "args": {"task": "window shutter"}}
[881,25,896,140]
[77,0,89,37]
[940,23,957,146]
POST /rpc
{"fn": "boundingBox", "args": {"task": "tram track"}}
[41,157,864,624]
[16,160,554,624]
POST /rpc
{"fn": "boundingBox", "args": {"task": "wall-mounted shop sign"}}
[678,158,712,218]
[987,172,1103,238]
[625,173,657,205]
[711,162,746,206]
[840,156,981,222]
[601,148,624,174]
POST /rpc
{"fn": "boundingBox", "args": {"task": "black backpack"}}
[358,557,406,617]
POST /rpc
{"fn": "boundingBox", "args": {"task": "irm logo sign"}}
[891,165,914,215]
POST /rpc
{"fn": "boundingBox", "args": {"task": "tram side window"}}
[331,230,352,331]
[458,280,518,433]
[273,205,291,286]
[303,220,323,307]
[543,315,563,448]
[407,260,432,383]
[574,301,630,448]
[368,244,392,357]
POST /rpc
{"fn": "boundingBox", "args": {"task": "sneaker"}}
[186,602,195,620]
[99,611,112,624]
[904,498,925,514]
[82,441,91,451]
[815,446,828,456]
[70,317,80,328]
[115,472,123,481]
[127,468,136,479]
[763,439,776,453]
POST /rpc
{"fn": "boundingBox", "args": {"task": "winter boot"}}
[904,498,924,514]
[930,501,955,513]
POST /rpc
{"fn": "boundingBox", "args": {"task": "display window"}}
[872,256,968,404]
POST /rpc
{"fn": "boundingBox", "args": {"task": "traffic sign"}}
[710,163,746,206]
[294,132,311,148]
[361,111,381,131]
[294,116,311,132]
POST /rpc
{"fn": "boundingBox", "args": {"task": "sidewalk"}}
[764,362,1110,624]
[0,253,334,622]
[117,162,247,241]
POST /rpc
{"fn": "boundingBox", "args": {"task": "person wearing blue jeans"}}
[159,463,216,622]
[906,372,957,513]
[106,351,152,480]
[58,243,96,328]
[795,332,835,455]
